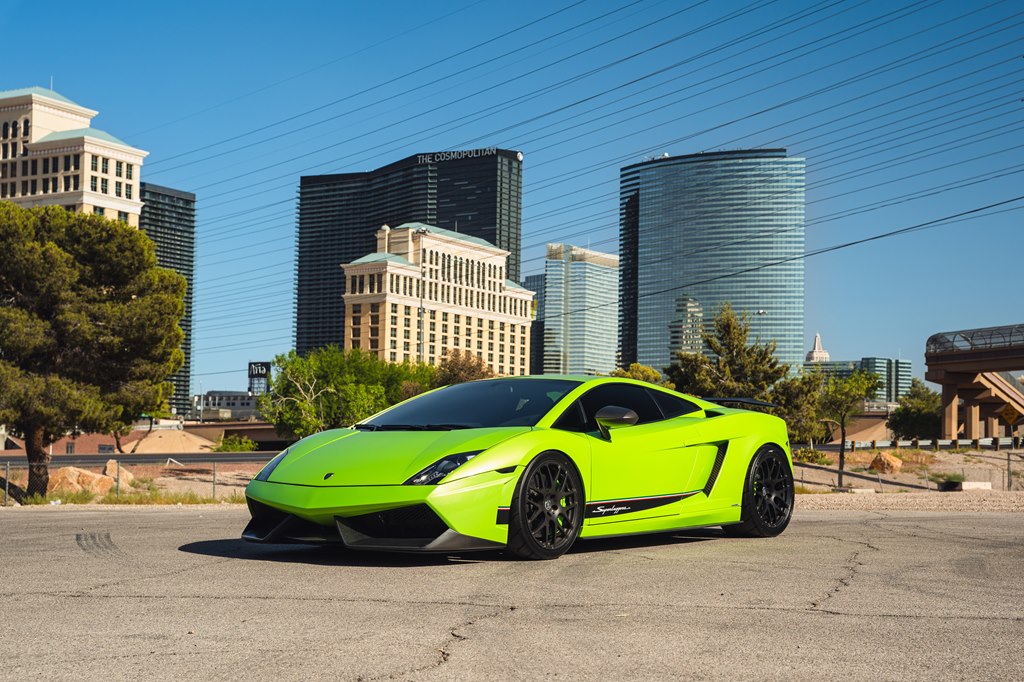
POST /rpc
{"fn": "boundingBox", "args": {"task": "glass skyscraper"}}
[296,148,522,354]
[534,243,619,376]
[619,149,805,372]
[139,183,196,418]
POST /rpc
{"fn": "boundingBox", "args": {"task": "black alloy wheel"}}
[723,446,794,538]
[507,452,583,560]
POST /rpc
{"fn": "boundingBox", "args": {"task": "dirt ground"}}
[793,447,1024,492]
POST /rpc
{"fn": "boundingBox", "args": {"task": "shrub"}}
[792,448,831,465]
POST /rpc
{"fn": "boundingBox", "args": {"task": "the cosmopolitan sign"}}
[417,148,498,164]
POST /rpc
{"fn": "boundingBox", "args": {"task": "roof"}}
[36,128,130,147]
[0,86,81,107]
[349,252,414,266]
[505,279,529,291]
[395,222,498,250]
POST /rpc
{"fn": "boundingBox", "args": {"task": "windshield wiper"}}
[365,423,475,431]
[352,424,379,431]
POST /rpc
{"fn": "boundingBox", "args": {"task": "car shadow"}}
[569,527,724,554]
[180,528,724,566]
[178,538,502,566]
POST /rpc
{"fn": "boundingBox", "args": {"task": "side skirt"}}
[579,507,741,540]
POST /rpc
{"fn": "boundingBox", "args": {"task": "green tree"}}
[771,369,827,447]
[665,303,788,401]
[610,363,675,389]
[886,378,941,440]
[213,434,257,452]
[257,346,393,438]
[820,370,881,487]
[0,205,185,496]
[431,349,494,388]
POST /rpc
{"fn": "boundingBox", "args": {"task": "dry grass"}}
[794,484,833,495]
[99,489,246,505]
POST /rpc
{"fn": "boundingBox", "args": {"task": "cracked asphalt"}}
[1,506,1022,681]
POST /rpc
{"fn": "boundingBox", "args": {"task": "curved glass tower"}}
[619,149,805,372]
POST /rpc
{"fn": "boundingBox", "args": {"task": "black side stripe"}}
[703,441,729,497]
[584,492,699,518]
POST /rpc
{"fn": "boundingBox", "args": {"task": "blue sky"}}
[5,0,1022,391]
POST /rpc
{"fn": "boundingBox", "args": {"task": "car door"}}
[554,383,705,526]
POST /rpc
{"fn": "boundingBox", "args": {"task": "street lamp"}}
[754,309,767,341]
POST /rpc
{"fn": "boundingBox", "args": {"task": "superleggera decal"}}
[583,491,700,518]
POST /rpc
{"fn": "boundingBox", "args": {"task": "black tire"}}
[507,452,583,560]
[722,445,794,538]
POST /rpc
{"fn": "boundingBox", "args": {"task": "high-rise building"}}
[297,148,523,354]
[619,149,805,372]
[522,273,545,375]
[340,223,533,376]
[534,243,619,376]
[668,296,704,360]
[0,87,148,226]
[139,183,196,418]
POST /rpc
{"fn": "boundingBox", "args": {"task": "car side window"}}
[578,384,663,432]
[647,388,701,418]
[552,400,586,432]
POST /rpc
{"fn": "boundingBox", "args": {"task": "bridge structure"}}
[925,324,1024,439]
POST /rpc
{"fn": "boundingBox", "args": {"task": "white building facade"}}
[341,223,534,376]
[0,87,148,226]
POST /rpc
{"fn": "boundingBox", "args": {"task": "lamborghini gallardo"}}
[243,376,794,559]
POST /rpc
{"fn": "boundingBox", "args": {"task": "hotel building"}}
[619,149,805,371]
[0,87,147,226]
[341,223,533,376]
[297,148,523,354]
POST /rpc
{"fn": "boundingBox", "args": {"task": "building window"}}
[126,164,133,179]
[66,442,75,455]
[118,211,129,223]
[101,158,108,174]
[30,159,37,175]
[63,176,70,192]
[64,155,71,172]
[115,181,122,197]
[125,184,132,200]
[116,161,123,177]
[94,206,105,216]
[72,175,79,190]
[22,119,29,137]
[101,178,108,194]
[42,158,49,174]
[73,154,80,170]
[90,176,97,191]
[91,155,98,171]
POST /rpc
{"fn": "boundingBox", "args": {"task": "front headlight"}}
[404,451,482,485]
[254,448,289,482]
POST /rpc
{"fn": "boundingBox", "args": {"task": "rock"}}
[870,452,902,475]
[103,459,135,487]
[47,467,115,496]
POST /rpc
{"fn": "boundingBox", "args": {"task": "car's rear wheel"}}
[507,452,583,560]
[723,445,793,538]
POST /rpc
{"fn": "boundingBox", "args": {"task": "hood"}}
[268,427,530,486]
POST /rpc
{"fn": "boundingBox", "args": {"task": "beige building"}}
[342,223,534,376]
[0,86,148,226]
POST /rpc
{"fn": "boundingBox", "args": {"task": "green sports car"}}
[243,376,794,559]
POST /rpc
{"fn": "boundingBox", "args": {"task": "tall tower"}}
[139,183,196,418]
[296,148,523,354]
[619,149,805,371]
[538,243,619,376]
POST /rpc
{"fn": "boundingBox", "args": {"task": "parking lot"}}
[1,505,1021,681]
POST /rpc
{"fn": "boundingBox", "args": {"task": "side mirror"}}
[595,405,639,440]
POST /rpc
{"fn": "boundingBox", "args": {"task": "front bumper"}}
[242,469,518,552]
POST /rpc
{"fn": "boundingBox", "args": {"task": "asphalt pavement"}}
[0,505,1021,681]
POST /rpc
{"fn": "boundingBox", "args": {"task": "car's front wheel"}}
[723,445,794,538]
[507,452,583,560]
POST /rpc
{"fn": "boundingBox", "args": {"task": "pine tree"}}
[0,205,186,496]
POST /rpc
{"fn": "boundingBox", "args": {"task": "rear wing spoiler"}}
[704,397,777,409]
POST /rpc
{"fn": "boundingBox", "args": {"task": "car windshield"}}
[362,379,580,429]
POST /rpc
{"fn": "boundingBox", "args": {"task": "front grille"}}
[339,504,448,540]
